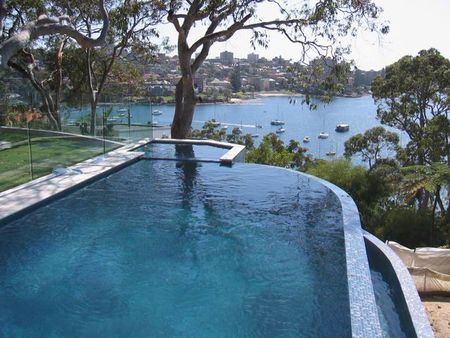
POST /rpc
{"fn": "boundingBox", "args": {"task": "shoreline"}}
[256,91,297,97]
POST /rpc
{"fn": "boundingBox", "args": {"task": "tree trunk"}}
[28,71,60,130]
[86,49,97,135]
[41,89,60,130]
[90,96,97,135]
[171,75,196,139]
[8,59,61,130]
[53,38,67,131]
[418,188,430,210]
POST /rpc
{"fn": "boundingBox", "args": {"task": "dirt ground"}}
[422,296,450,338]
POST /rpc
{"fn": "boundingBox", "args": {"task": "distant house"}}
[261,78,277,91]
[205,78,231,93]
[145,81,175,96]
[247,53,259,63]
[220,51,234,65]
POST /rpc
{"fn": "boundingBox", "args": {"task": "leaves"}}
[344,126,400,169]
[372,48,450,165]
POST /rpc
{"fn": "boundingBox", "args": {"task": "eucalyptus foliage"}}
[372,48,450,165]
[161,0,387,138]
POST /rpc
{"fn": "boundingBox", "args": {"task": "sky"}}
[158,0,450,71]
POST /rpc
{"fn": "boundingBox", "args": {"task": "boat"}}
[303,136,311,143]
[211,120,221,127]
[276,127,285,134]
[326,150,337,156]
[117,108,128,113]
[335,123,350,132]
[318,132,329,139]
[255,123,262,129]
[221,125,228,130]
[271,119,285,126]
[252,134,260,138]
[152,110,162,116]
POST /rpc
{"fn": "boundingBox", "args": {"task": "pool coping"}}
[129,138,246,165]
[270,167,384,338]
[364,231,435,338]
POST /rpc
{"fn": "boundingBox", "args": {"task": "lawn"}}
[0,135,119,192]
[0,129,29,143]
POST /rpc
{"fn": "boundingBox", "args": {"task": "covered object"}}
[388,241,450,294]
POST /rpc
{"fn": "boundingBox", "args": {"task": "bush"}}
[307,159,395,233]
[375,207,434,248]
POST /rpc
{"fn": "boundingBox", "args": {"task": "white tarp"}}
[388,241,450,294]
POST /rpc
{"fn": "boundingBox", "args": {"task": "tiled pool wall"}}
[280,168,384,337]
[307,169,433,338]
[364,232,434,338]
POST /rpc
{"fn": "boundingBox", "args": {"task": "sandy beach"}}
[422,296,450,338]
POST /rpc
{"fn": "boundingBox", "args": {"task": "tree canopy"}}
[162,0,387,138]
[344,126,399,170]
[0,0,109,68]
[372,48,450,165]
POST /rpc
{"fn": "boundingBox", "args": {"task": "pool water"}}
[138,143,230,161]
[0,159,351,337]
[371,269,408,338]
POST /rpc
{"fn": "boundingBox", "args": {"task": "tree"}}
[246,134,309,169]
[307,158,399,233]
[190,119,226,140]
[290,56,351,108]
[67,0,161,134]
[344,126,399,170]
[401,163,450,231]
[375,207,435,248]
[226,127,253,148]
[0,0,108,67]
[372,49,450,165]
[163,0,387,138]
[0,0,109,130]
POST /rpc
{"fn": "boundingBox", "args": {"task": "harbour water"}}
[66,95,404,159]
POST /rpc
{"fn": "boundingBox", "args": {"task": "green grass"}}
[0,137,119,192]
[0,129,29,143]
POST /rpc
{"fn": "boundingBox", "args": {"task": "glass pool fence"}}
[0,84,165,192]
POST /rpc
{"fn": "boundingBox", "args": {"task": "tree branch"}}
[190,13,252,54]
[0,0,109,68]
[167,10,183,33]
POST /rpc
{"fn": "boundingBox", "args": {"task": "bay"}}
[68,95,406,160]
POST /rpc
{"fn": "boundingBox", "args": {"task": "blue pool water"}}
[0,159,351,337]
[139,143,230,161]
[371,269,408,338]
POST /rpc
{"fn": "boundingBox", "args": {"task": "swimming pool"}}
[0,157,353,336]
